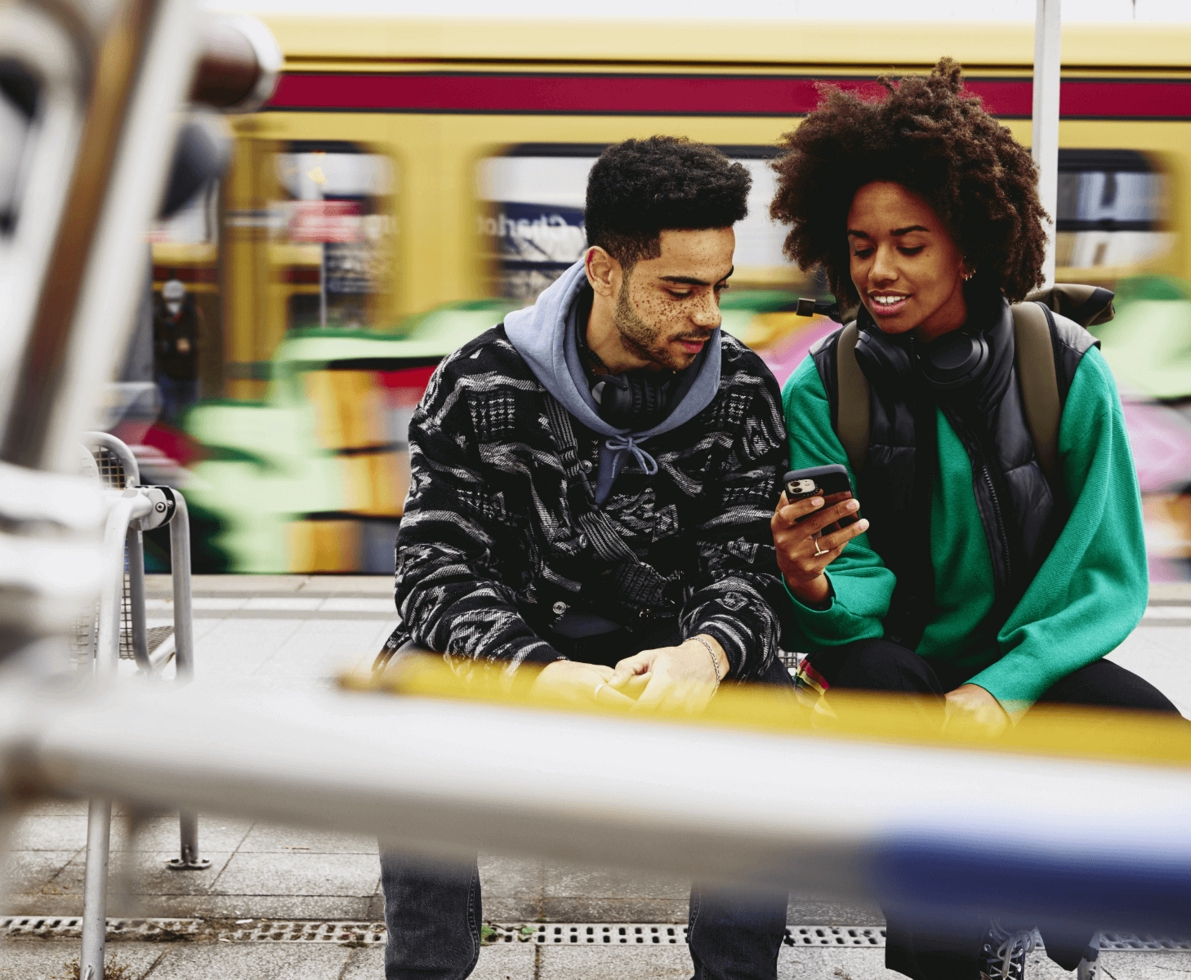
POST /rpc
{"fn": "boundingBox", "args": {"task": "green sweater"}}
[781,345,1148,715]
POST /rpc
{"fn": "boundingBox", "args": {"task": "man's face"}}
[613,227,735,372]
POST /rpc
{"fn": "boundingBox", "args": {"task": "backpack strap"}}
[1011,301,1062,489]
[835,321,870,476]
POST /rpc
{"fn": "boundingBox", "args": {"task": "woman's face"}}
[846,181,969,342]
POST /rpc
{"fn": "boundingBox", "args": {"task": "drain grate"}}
[485,924,888,946]
[488,924,688,945]
[787,926,886,946]
[1099,933,1191,952]
[3,917,1188,951]
[0,917,382,944]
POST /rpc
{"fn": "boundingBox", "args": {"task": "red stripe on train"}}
[266,73,1191,119]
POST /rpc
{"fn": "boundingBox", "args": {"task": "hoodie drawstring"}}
[604,434,659,476]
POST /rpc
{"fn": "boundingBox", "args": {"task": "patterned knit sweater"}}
[383,324,789,683]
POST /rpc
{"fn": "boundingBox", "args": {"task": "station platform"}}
[2,575,1189,979]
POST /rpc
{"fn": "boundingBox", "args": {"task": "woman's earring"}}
[962,269,975,282]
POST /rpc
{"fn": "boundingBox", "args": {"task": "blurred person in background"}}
[768,60,1184,980]
[376,136,793,980]
[153,277,201,422]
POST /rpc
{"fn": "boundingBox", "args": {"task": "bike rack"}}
[78,432,207,980]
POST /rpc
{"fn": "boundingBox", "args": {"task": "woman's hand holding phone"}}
[771,466,869,608]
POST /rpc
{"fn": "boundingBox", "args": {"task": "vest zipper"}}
[949,410,1014,597]
[979,458,1013,587]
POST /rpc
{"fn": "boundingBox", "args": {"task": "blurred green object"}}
[182,299,516,573]
[1095,275,1191,401]
[179,292,817,572]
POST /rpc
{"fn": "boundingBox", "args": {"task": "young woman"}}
[768,59,1183,980]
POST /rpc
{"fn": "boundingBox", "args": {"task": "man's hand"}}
[529,660,635,708]
[607,636,723,713]
[943,683,1009,737]
[771,491,868,607]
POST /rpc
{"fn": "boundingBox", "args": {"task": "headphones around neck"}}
[855,319,991,394]
[591,371,676,429]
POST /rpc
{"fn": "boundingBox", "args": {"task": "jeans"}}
[805,637,1185,979]
[380,852,788,980]
[380,626,795,979]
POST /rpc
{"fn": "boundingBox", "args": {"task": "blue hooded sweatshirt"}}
[504,259,722,505]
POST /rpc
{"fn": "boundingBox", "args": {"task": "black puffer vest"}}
[812,296,1098,647]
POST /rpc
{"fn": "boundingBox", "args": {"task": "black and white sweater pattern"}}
[384,324,789,683]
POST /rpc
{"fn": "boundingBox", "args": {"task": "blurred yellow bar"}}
[343,653,1191,770]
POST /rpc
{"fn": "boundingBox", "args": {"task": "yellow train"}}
[148,17,1191,572]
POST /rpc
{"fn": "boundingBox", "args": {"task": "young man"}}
[378,136,792,980]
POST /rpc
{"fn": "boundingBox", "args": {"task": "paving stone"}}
[134,940,354,979]
[319,598,398,613]
[11,799,90,818]
[252,634,379,679]
[95,850,235,899]
[540,897,689,923]
[7,815,89,851]
[1,895,85,915]
[0,938,163,980]
[786,895,885,926]
[778,946,903,979]
[237,823,377,854]
[544,862,689,900]
[211,852,380,898]
[296,576,392,595]
[0,851,83,897]
[1101,951,1191,978]
[148,574,309,595]
[537,944,692,979]
[341,943,537,980]
[480,855,543,898]
[483,895,545,922]
[297,616,398,637]
[1109,633,1191,718]
[108,815,253,854]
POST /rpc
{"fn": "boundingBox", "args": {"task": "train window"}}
[273,142,395,330]
[1055,149,1171,273]
[476,144,792,301]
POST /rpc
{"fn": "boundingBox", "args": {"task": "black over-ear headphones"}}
[914,329,991,391]
[855,321,991,393]
[591,372,676,429]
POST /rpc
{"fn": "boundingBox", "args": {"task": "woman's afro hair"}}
[769,58,1048,305]
[586,136,751,268]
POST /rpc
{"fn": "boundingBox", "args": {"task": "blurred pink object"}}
[1121,399,1191,493]
[758,316,839,389]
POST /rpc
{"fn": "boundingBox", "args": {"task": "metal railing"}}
[3,672,1190,939]
[77,432,206,979]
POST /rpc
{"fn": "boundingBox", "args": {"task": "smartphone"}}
[782,464,858,530]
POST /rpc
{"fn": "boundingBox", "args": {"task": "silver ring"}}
[813,542,829,557]
[593,682,607,699]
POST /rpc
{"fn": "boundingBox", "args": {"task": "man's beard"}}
[614,275,707,372]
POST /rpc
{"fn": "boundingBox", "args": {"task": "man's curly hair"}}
[769,58,1048,305]
[586,136,751,268]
